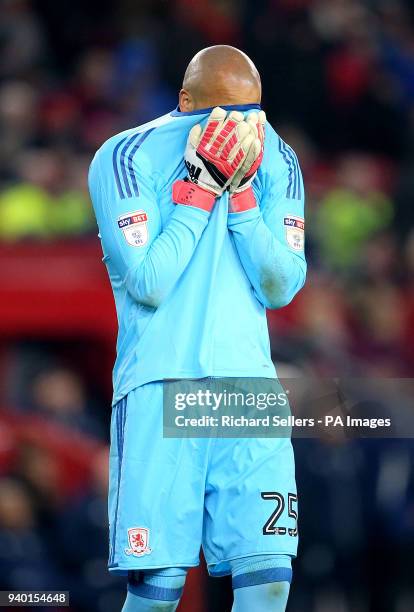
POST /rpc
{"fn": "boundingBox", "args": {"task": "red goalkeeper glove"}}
[173,107,258,212]
[228,110,266,213]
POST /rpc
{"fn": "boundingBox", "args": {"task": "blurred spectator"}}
[313,154,394,270]
[0,478,62,591]
[0,81,39,179]
[30,367,105,440]
[0,0,45,78]
[0,148,94,240]
[55,448,125,612]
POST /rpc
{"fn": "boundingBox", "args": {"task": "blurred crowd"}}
[1,0,414,611]
[0,343,125,611]
[0,0,413,376]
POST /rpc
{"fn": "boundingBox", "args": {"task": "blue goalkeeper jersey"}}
[88,104,306,405]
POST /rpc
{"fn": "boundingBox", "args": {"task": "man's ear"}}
[179,89,195,112]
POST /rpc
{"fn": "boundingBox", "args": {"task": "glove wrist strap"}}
[172,180,216,212]
[229,187,257,213]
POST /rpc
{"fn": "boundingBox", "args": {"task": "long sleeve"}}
[89,148,210,309]
[227,136,306,309]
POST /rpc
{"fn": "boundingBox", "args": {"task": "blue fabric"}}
[88,109,306,406]
[232,567,292,589]
[127,583,183,602]
[231,553,292,610]
[121,567,186,610]
[122,591,180,611]
[170,103,262,116]
[232,580,291,612]
[230,553,292,578]
[109,397,127,566]
[128,567,186,599]
[107,384,298,575]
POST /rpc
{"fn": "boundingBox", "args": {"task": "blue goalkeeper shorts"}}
[108,381,298,576]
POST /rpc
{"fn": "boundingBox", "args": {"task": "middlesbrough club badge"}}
[125,527,152,557]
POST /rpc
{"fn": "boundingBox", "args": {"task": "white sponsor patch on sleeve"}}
[284,215,305,250]
[117,211,148,247]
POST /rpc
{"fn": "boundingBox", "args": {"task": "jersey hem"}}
[112,367,277,406]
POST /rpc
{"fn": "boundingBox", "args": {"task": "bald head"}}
[179,46,261,112]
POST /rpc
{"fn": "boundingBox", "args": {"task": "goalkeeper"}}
[89,45,306,612]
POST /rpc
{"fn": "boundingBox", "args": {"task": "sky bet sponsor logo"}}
[117,212,148,228]
[284,215,305,250]
[284,216,304,230]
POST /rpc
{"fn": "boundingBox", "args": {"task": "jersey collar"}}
[170,103,261,117]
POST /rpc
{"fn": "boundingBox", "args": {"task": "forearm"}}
[228,208,306,309]
[125,205,209,308]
